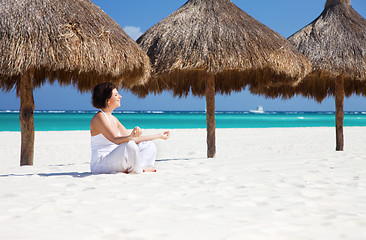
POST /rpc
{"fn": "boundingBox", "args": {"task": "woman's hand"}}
[130,126,143,137]
[159,131,171,140]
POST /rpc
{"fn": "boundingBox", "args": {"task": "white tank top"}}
[90,110,122,167]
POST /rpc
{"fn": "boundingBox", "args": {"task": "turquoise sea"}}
[1,110,366,131]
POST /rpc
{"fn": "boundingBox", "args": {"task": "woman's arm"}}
[91,113,170,145]
[114,116,170,144]
[132,131,170,144]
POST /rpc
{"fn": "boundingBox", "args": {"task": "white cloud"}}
[123,26,143,41]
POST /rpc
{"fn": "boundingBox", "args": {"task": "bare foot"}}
[143,169,157,172]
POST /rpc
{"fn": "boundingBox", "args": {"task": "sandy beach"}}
[1,127,365,240]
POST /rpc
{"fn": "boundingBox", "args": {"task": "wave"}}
[0,110,19,113]
[145,111,164,114]
[41,110,66,113]
[1,110,366,115]
[121,111,138,114]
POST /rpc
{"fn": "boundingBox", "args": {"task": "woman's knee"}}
[143,141,156,154]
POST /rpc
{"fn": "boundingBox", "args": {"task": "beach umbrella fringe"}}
[0,0,151,93]
[130,0,312,98]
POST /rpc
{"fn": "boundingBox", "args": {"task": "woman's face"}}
[107,88,122,109]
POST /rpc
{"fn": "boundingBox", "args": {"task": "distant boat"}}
[250,106,265,114]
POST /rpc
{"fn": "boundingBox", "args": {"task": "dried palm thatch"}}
[0,0,150,93]
[131,0,312,158]
[132,0,311,97]
[290,0,366,96]
[253,0,366,151]
[0,0,151,165]
[253,0,366,99]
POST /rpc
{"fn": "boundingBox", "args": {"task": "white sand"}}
[1,127,366,240]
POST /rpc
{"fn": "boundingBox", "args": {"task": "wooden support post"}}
[205,74,216,158]
[19,70,35,165]
[335,75,344,151]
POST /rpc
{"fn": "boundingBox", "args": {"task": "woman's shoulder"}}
[90,112,104,124]
[90,112,104,135]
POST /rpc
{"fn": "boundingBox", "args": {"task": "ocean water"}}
[1,110,366,131]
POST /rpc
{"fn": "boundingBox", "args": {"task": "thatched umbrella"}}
[131,0,311,158]
[0,0,151,165]
[254,0,366,151]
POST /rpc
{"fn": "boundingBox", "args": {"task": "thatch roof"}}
[132,0,312,97]
[291,0,366,81]
[0,0,151,94]
[255,0,366,102]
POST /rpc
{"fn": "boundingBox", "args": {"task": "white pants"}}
[93,141,156,174]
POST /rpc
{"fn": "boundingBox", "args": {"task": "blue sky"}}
[1,0,365,111]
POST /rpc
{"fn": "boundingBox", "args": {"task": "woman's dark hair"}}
[92,82,117,109]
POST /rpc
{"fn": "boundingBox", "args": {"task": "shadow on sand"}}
[0,159,202,178]
[156,158,202,162]
[0,172,92,178]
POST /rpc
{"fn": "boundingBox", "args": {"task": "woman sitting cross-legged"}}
[90,82,170,174]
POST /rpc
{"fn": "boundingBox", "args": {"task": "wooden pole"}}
[19,69,35,165]
[335,75,344,151]
[205,74,216,158]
